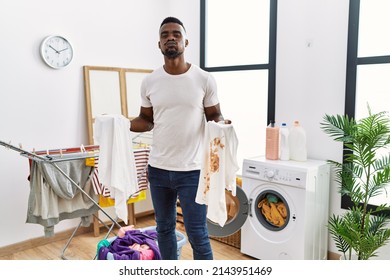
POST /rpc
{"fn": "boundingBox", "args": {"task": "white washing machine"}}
[207,156,330,260]
[240,156,330,260]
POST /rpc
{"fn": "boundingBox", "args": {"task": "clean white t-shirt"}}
[140,64,219,171]
[93,114,138,224]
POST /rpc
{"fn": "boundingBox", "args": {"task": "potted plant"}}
[320,106,390,260]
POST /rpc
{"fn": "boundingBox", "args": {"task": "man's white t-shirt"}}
[140,64,219,171]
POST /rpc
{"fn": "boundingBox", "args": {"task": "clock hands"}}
[58,47,69,53]
[48,45,69,54]
[49,45,60,54]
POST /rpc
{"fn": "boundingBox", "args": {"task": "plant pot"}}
[339,254,359,260]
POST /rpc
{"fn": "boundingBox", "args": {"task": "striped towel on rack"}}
[91,147,150,198]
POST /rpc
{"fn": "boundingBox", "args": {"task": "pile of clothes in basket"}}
[97,225,187,260]
[97,226,162,260]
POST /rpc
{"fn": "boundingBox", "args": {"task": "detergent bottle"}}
[289,120,307,161]
[265,120,279,160]
[279,122,290,161]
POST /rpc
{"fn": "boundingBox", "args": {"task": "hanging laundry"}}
[195,121,239,227]
[26,159,98,237]
[91,147,150,198]
[93,114,139,224]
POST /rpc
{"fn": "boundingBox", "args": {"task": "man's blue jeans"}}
[148,165,213,260]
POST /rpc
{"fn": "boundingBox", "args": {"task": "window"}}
[344,0,390,209]
[200,0,277,171]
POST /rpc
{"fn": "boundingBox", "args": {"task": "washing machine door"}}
[207,186,249,237]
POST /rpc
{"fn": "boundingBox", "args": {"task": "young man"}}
[130,17,230,260]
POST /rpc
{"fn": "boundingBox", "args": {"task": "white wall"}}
[0,0,199,247]
[1,0,389,259]
[276,0,390,259]
[276,0,349,255]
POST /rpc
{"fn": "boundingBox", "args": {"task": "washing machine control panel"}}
[266,170,275,178]
[242,161,307,188]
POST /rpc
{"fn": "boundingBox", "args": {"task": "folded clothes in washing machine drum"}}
[258,196,287,227]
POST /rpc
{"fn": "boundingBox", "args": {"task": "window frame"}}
[343,0,390,212]
[200,0,278,124]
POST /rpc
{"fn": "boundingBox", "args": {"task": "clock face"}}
[40,35,74,69]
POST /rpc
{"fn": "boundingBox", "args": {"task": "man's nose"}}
[165,38,176,45]
[167,34,176,41]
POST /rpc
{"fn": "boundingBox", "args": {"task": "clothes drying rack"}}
[0,139,145,260]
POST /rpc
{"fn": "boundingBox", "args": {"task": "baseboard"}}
[0,225,93,258]
[135,210,155,218]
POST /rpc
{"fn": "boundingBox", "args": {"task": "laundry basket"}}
[97,226,187,260]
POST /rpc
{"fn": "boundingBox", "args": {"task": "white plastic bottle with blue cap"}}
[279,122,290,161]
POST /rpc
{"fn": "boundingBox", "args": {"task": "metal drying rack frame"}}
[0,140,123,260]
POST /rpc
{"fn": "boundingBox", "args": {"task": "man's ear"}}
[185,39,189,47]
[158,41,161,49]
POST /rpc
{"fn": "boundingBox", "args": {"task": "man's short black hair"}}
[160,17,186,32]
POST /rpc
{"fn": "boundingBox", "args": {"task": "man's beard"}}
[162,49,183,59]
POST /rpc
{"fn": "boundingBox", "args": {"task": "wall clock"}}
[40,35,74,69]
